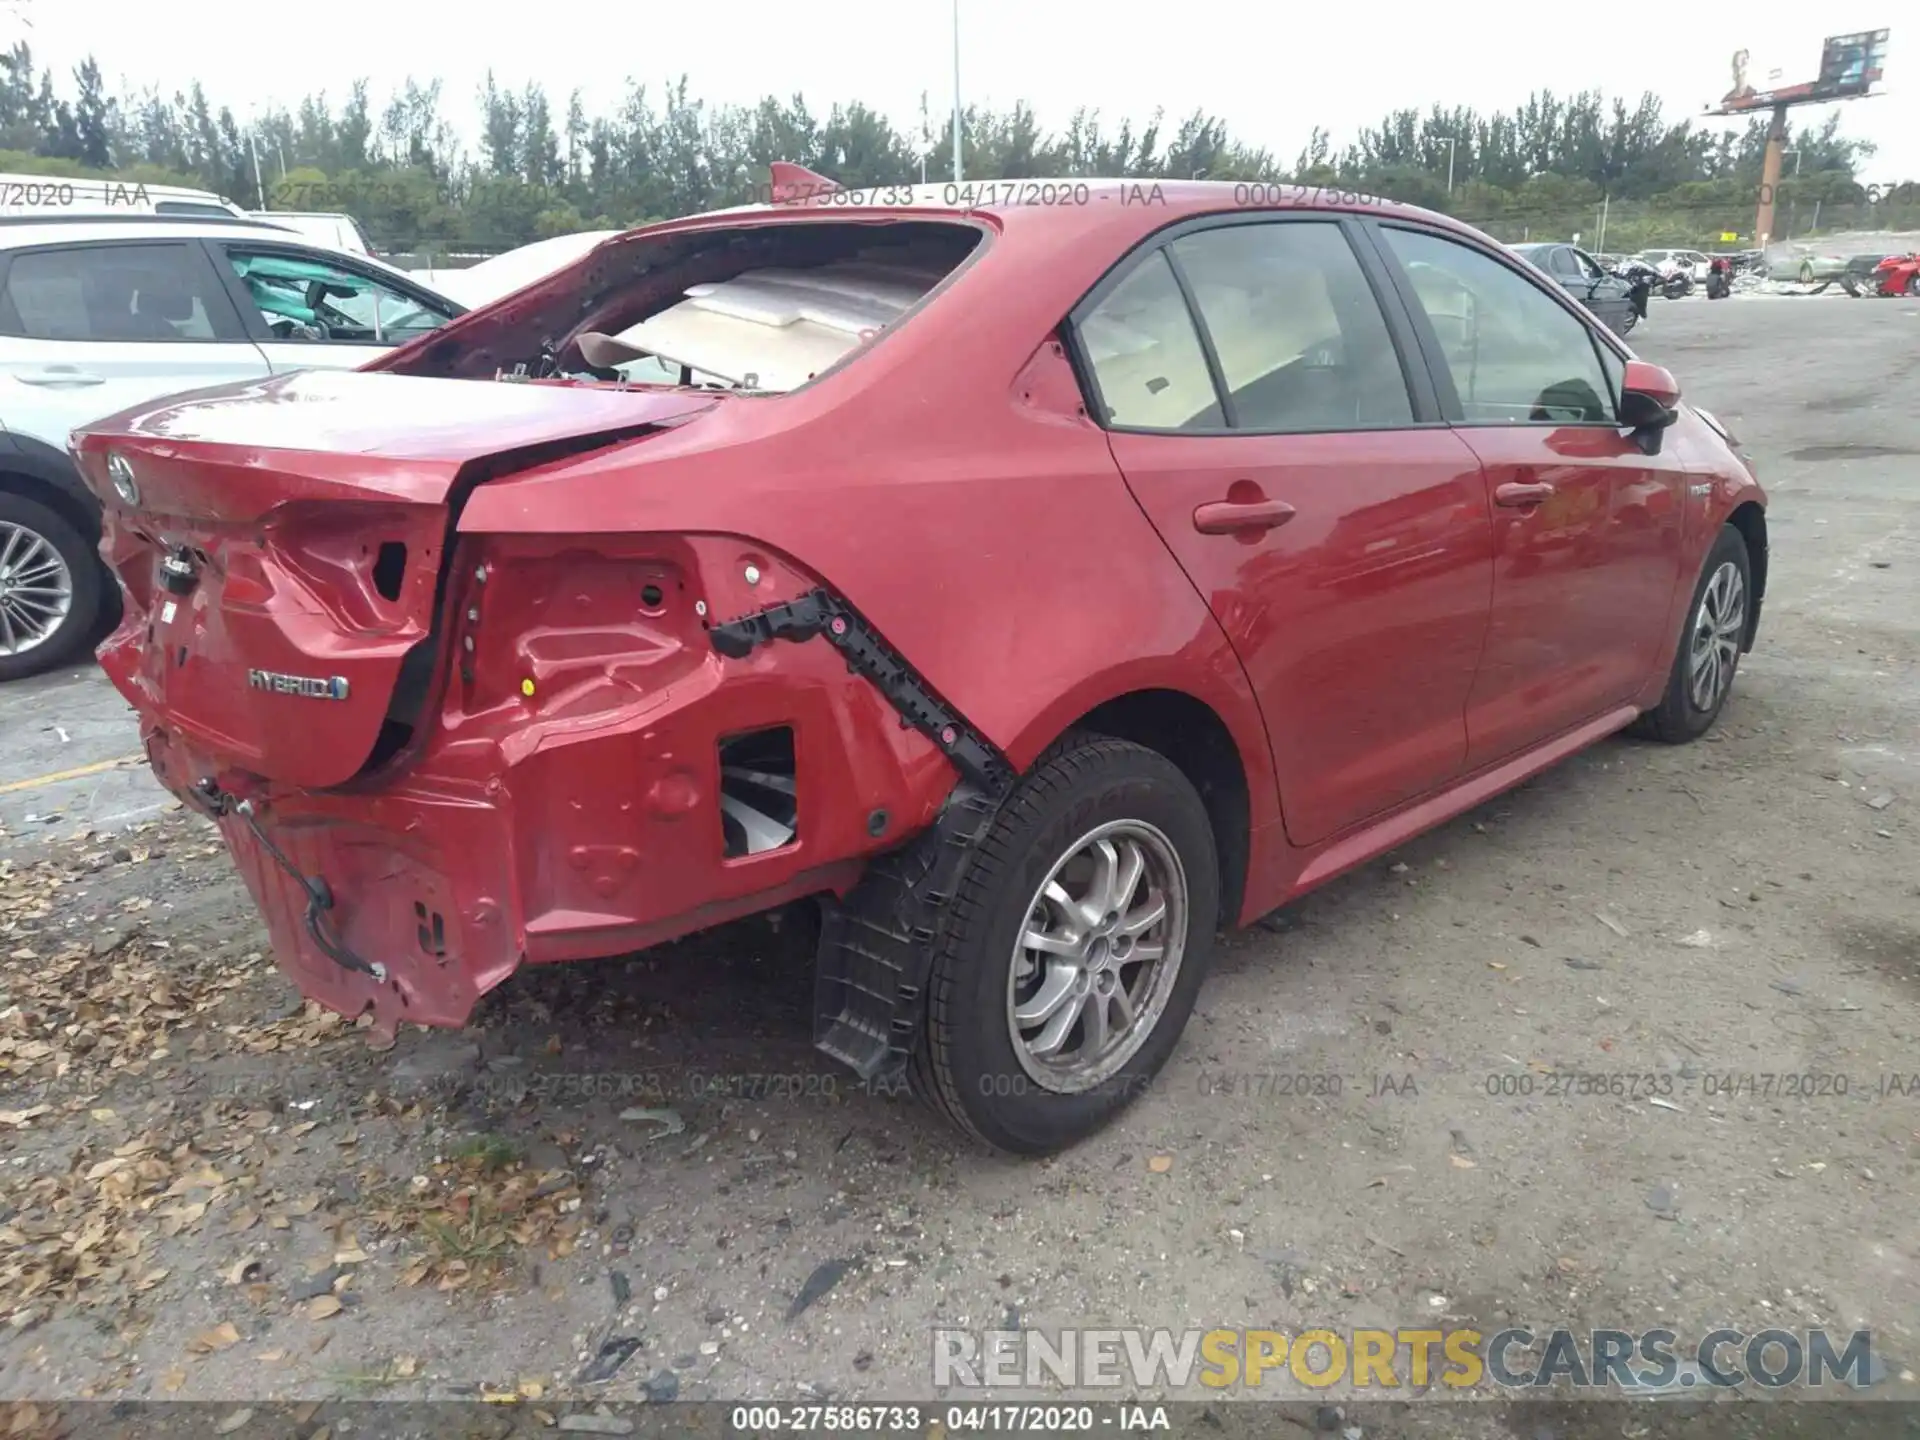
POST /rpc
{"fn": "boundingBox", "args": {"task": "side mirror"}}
[1618,358,1680,453]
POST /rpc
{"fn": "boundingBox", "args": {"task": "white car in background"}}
[0,173,247,220]
[0,215,465,679]
[420,231,621,307]
[1638,248,1713,280]
[246,210,375,255]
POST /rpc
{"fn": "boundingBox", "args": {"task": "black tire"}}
[1907,272,1920,297]
[909,736,1219,1154]
[1632,525,1751,744]
[1799,262,1815,285]
[0,493,101,682]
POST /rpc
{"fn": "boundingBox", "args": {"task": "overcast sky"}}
[14,1,1913,183]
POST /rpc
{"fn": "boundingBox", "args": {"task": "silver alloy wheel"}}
[1687,559,1746,713]
[0,519,74,658]
[1006,819,1188,1093]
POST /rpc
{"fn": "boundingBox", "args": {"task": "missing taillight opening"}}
[719,727,798,858]
[373,542,408,601]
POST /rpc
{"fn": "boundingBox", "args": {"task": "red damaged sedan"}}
[71,169,1766,1154]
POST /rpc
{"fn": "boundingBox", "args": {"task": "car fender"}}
[1631,413,1767,710]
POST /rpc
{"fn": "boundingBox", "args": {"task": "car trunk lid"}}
[74,368,720,790]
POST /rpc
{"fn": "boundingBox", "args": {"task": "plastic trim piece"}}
[709,586,1017,1079]
[813,782,999,1079]
[709,587,1014,798]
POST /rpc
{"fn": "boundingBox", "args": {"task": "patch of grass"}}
[417,1198,518,1268]
[319,1364,409,1392]
[448,1133,520,1172]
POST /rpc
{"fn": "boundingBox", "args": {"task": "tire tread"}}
[908,733,1207,1149]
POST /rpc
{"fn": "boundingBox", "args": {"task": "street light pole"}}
[950,0,963,184]
[249,134,266,209]
[1445,136,1457,194]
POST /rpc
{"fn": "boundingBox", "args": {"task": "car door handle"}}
[1193,498,1297,534]
[1494,481,1556,507]
[15,367,105,387]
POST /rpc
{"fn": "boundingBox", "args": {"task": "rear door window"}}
[1166,220,1413,430]
[0,242,242,342]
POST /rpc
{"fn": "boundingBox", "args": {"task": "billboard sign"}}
[1713,30,1887,111]
[1816,30,1889,98]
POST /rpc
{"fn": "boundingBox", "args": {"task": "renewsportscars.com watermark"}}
[932,1326,1877,1392]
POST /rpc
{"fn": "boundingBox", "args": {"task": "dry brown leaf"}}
[188,1322,242,1354]
[0,1106,50,1127]
[305,1294,342,1320]
[1448,1154,1478,1169]
[394,1355,419,1377]
[287,1193,320,1217]
[1147,1155,1173,1173]
[224,1207,260,1235]
[160,1368,187,1393]
[256,1350,286,1363]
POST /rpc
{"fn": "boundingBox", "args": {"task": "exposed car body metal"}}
[71,178,1768,1114]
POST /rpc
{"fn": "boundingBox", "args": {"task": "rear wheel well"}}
[1726,501,1767,646]
[0,468,99,544]
[1070,689,1250,927]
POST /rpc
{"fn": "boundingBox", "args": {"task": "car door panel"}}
[1110,428,1495,843]
[0,240,268,454]
[1072,216,1496,848]
[1570,248,1633,333]
[1450,424,1686,760]
[1369,222,1687,767]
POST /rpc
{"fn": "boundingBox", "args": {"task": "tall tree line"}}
[0,44,1884,252]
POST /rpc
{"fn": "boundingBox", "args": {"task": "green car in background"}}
[1789,251,1849,285]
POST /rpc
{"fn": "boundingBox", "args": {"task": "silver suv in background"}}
[0,215,466,679]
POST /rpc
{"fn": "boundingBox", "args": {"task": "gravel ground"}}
[2,295,1919,1439]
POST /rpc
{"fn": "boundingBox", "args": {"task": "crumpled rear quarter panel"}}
[136,536,956,1032]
